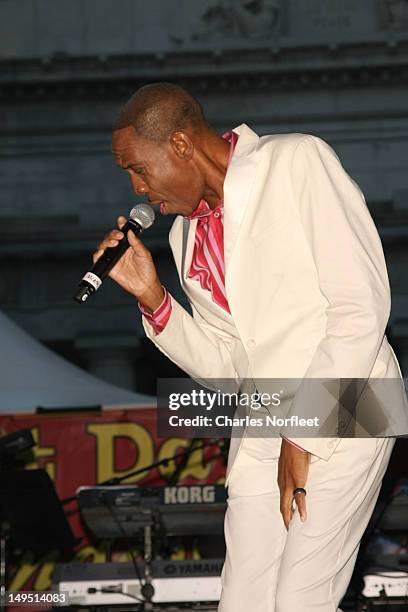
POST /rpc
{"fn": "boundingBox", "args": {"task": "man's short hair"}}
[112,82,208,142]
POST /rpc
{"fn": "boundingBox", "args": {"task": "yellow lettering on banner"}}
[116,547,142,562]
[10,547,108,591]
[76,545,107,563]
[87,423,154,483]
[8,552,37,591]
[158,438,211,480]
[34,551,59,590]
[8,551,57,592]
[25,427,56,481]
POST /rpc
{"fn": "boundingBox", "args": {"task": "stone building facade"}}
[0,0,407,393]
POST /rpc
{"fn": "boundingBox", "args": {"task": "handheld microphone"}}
[73,203,155,304]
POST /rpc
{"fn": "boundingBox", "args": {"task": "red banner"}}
[0,409,226,591]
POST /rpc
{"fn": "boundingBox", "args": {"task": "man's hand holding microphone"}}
[74,204,163,313]
[93,215,164,313]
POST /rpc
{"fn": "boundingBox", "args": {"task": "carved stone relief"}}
[190,0,283,42]
[377,0,408,30]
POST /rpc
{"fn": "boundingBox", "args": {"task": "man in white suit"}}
[95,83,408,611]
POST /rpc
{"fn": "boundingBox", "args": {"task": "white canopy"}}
[0,310,154,413]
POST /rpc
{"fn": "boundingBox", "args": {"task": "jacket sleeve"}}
[142,293,240,392]
[139,286,172,335]
[280,135,391,459]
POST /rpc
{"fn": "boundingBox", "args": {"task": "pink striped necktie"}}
[186,131,238,313]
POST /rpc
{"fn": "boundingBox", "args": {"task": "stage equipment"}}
[52,559,223,607]
[358,599,408,610]
[362,569,408,598]
[77,484,227,539]
[76,484,227,609]
[0,469,75,555]
[0,470,75,612]
[0,429,35,469]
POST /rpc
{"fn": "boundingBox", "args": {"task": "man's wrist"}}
[139,287,172,336]
[138,282,165,313]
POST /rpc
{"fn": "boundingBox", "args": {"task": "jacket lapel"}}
[182,217,198,281]
[169,123,260,320]
[223,124,260,282]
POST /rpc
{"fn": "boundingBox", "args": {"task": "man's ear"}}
[170,131,194,160]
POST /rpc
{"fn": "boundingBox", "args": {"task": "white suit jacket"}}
[143,124,408,480]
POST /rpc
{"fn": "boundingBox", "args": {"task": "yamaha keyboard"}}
[53,560,223,607]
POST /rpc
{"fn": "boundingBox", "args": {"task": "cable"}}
[87,585,144,604]
[351,481,407,601]
[99,492,147,601]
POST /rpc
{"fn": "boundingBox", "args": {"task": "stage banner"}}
[0,409,226,592]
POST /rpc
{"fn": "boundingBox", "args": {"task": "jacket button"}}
[247,339,256,349]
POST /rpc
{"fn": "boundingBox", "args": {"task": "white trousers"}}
[218,435,395,612]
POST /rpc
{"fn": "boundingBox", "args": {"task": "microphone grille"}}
[129,203,155,230]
